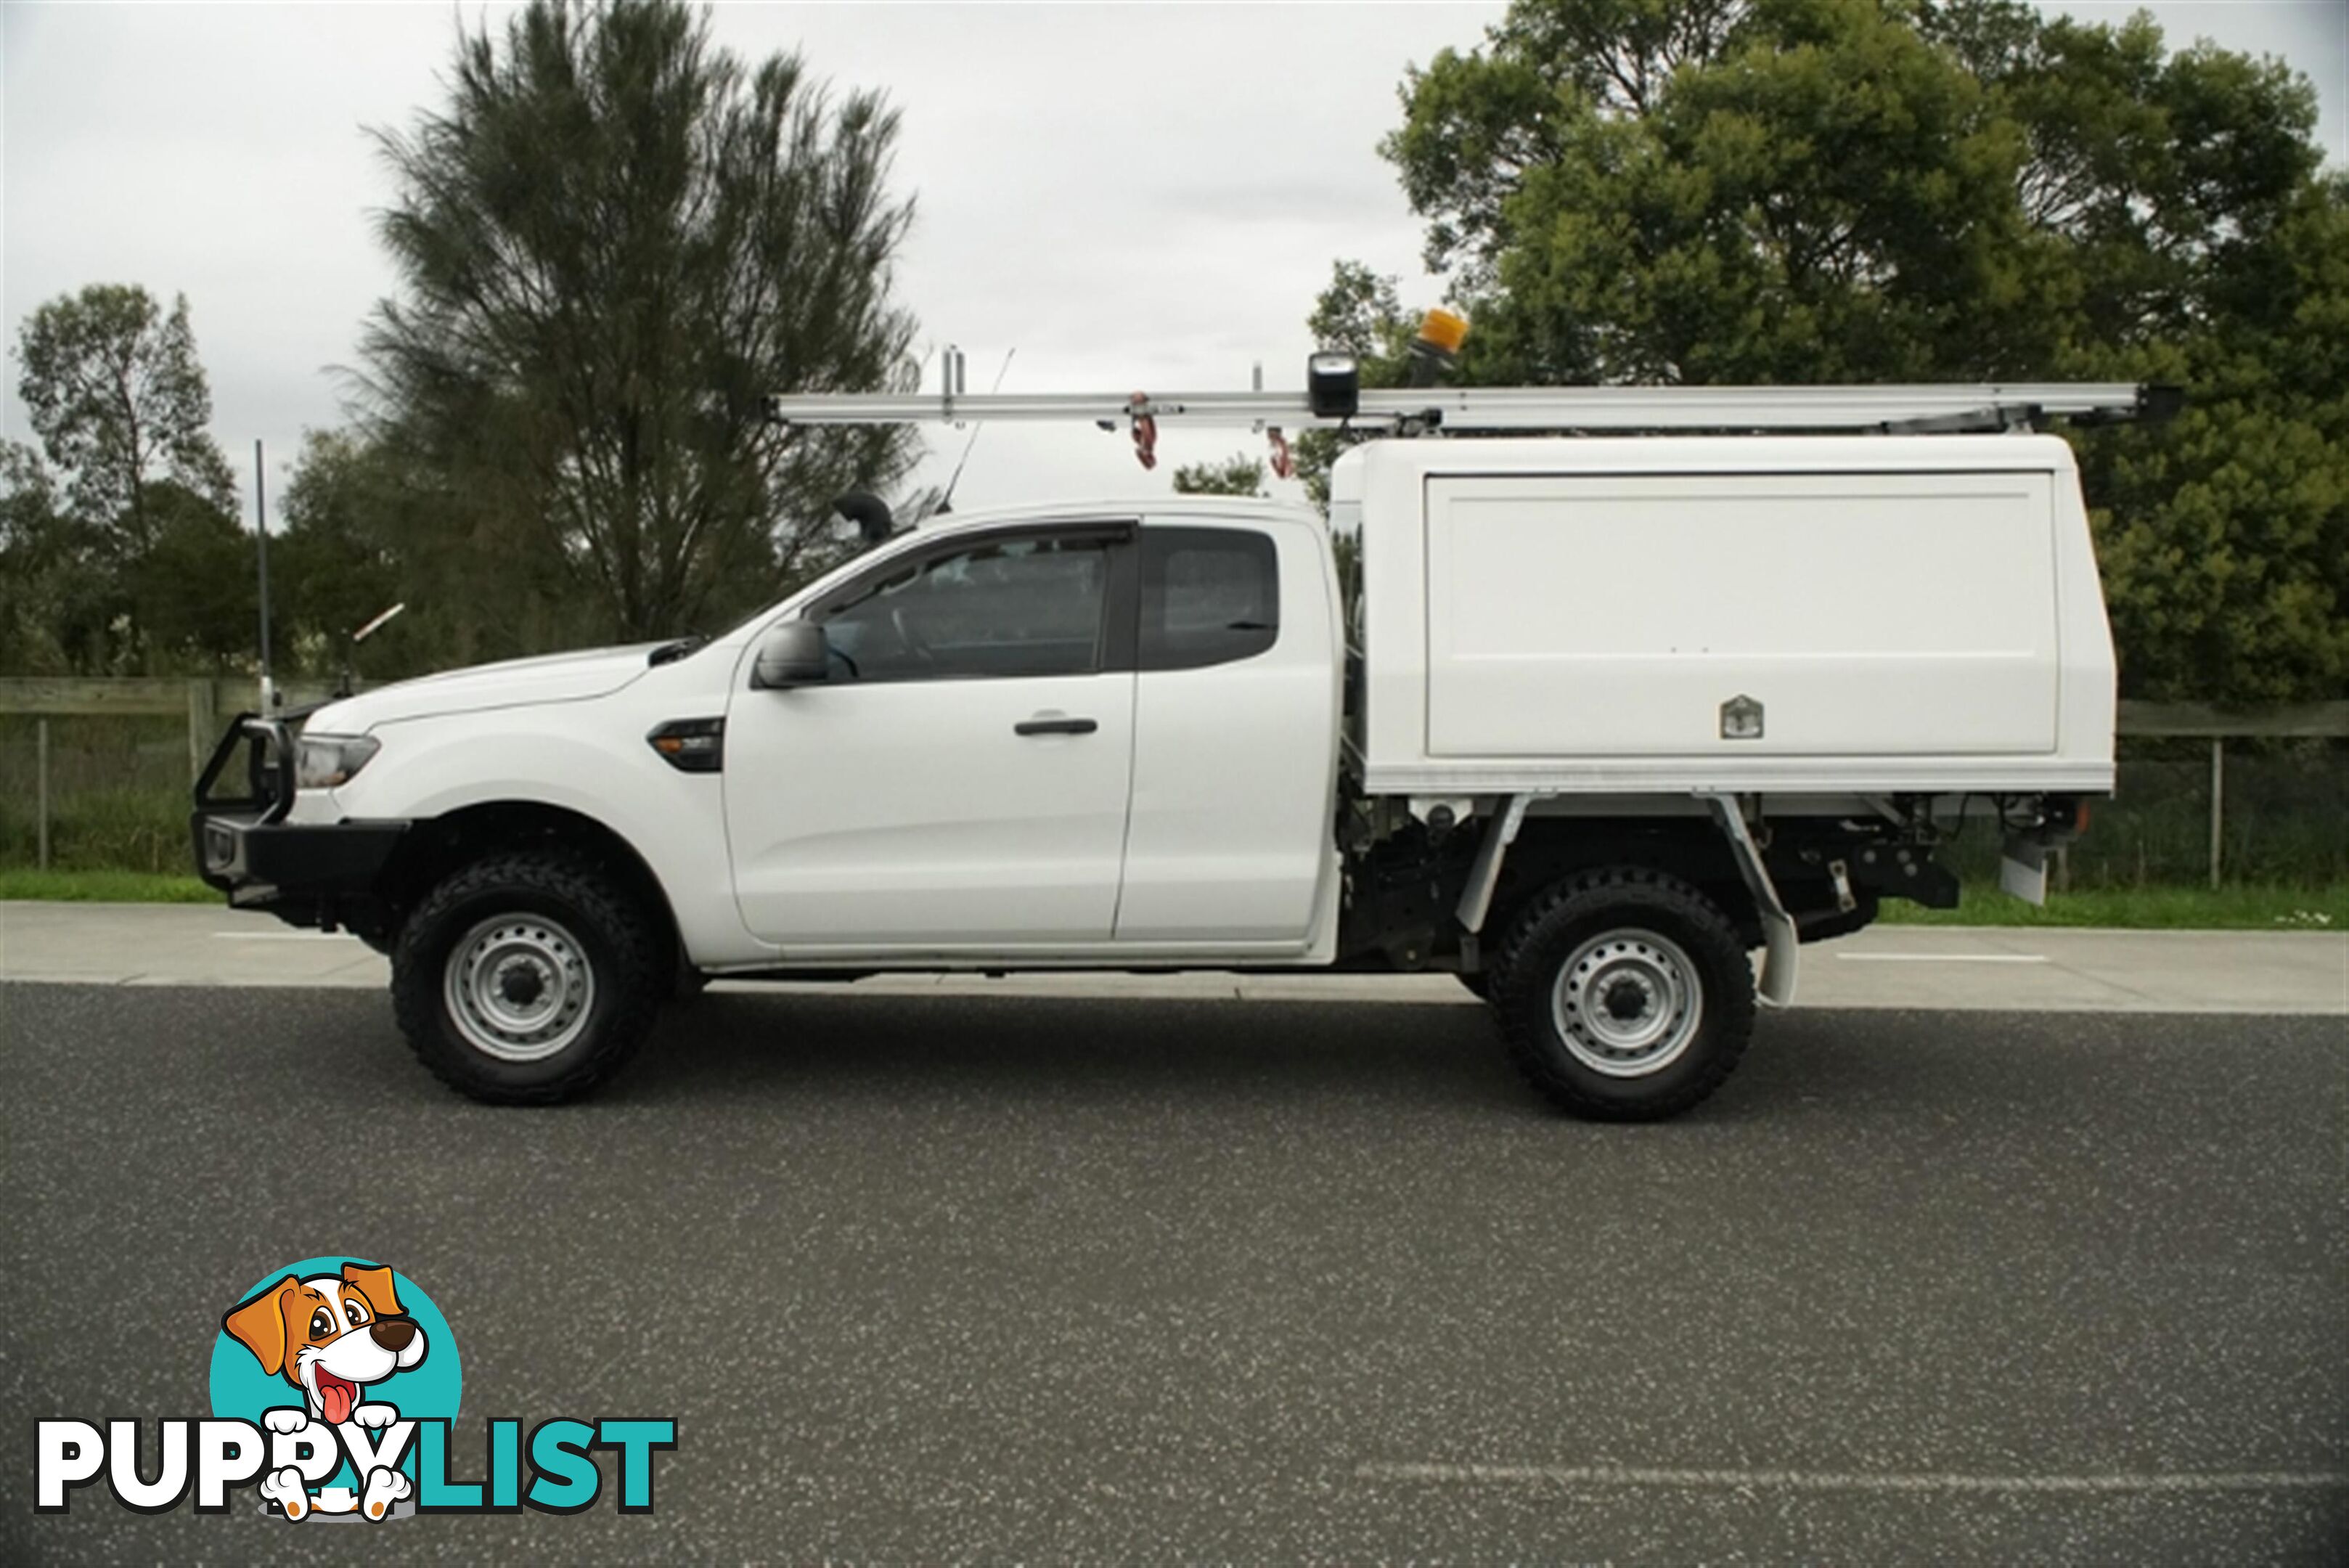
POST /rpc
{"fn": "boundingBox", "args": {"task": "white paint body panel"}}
[1424,472,2059,756]
[1339,436,2115,796]
[314,658,748,962]
[1114,518,1342,943]
[304,643,662,727]
[723,671,1136,946]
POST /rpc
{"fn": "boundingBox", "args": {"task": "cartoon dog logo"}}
[221,1262,426,1519]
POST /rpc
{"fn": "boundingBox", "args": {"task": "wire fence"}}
[1932,739,2347,889]
[0,681,2343,885]
[1,712,205,873]
[0,678,348,874]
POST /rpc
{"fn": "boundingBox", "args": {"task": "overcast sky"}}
[4,1,2343,526]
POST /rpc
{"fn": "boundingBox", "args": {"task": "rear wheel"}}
[1490,867,1754,1121]
[391,852,663,1104]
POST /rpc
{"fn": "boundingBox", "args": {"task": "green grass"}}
[0,867,216,903]
[1882,881,2345,931]
[0,788,191,875]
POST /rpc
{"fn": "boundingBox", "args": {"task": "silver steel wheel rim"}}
[443,915,595,1062]
[1550,928,1704,1078]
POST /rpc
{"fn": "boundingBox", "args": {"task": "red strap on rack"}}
[1266,426,1294,481]
[1129,393,1158,470]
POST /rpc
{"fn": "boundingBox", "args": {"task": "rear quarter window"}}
[1139,528,1279,671]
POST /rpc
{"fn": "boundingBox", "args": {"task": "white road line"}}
[1835,952,2050,964]
[1355,1461,2349,1494]
[211,931,356,941]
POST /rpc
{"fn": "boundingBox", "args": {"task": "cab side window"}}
[820,533,1111,682]
[1139,528,1279,671]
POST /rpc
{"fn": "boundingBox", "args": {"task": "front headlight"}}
[296,733,381,790]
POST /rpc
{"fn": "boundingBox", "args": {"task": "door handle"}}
[1015,716,1098,736]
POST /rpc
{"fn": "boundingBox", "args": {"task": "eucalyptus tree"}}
[14,285,236,552]
[9,285,247,669]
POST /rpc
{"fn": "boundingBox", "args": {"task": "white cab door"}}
[1114,521,1338,944]
[724,526,1135,949]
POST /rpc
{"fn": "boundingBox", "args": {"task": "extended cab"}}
[195,430,2113,1119]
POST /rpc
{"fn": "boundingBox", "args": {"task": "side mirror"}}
[753,621,830,689]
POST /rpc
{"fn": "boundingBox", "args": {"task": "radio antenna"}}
[934,347,1016,515]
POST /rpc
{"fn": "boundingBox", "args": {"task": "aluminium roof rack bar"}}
[767,382,2173,434]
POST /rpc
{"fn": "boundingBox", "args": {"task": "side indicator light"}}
[647,717,725,774]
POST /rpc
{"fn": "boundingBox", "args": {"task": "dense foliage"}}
[1,287,252,672]
[355,0,923,658]
[1172,454,1270,498]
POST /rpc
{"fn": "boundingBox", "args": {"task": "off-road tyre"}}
[391,852,663,1105]
[1489,866,1754,1121]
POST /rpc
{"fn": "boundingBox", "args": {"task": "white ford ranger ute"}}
[195,425,2118,1119]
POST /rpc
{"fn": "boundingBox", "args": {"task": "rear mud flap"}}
[1999,836,2049,905]
[1696,792,1799,1009]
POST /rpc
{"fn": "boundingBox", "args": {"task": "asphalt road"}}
[2,982,2344,1564]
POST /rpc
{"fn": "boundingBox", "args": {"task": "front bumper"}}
[191,714,407,929]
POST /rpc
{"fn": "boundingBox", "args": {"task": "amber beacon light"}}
[1407,307,1470,387]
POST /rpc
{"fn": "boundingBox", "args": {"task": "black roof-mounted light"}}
[1307,352,1360,420]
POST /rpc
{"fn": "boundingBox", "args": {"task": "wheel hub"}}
[444,915,595,1062]
[1551,928,1704,1078]
[1603,976,1651,1022]
[498,963,547,1007]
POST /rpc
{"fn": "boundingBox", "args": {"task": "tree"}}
[359,0,925,650]
[0,442,119,673]
[1928,3,2342,701]
[1172,454,1269,497]
[1385,0,1754,293]
[2078,173,2349,702]
[1377,0,2325,384]
[1929,7,2324,356]
[1349,0,2345,699]
[1389,0,2076,384]
[129,481,259,667]
[15,285,236,550]
[8,285,247,671]
[273,430,412,679]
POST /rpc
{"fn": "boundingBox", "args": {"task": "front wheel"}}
[1489,867,1755,1121]
[391,852,664,1104]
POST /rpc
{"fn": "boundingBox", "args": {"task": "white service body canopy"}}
[1331,434,2117,799]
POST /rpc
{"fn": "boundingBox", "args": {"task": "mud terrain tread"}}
[391,852,661,1105]
[1488,865,1754,1121]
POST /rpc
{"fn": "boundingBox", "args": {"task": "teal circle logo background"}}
[208,1257,462,1482]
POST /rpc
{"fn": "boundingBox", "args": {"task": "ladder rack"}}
[767,380,2176,435]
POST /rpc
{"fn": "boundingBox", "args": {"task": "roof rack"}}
[768,378,2179,436]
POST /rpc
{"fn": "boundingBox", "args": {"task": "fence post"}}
[187,678,216,783]
[2208,738,2224,890]
[36,717,50,871]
